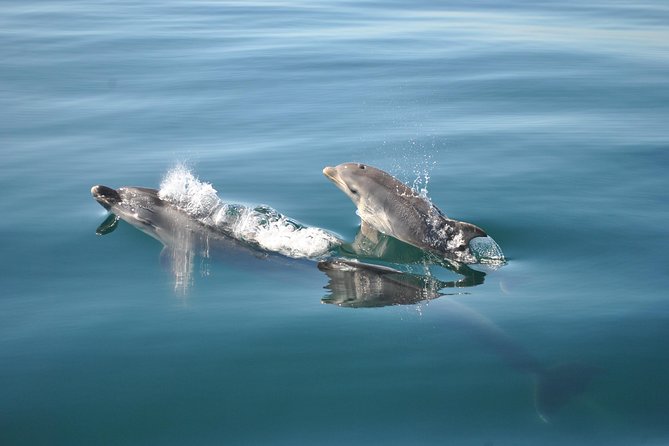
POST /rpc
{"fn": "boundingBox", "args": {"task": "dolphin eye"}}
[348,187,358,195]
[359,164,366,169]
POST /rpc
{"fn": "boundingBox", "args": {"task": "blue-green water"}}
[2,1,669,444]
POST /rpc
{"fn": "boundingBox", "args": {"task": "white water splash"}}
[158,165,340,259]
[158,164,220,219]
[470,236,506,265]
[211,204,341,259]
[389,137,439,200]
[411,152,437,200]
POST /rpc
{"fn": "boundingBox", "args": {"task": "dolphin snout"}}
[91,185,119,199]
[322,166,336,180]
[91,185,121,210]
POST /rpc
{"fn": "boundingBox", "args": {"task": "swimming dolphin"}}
[93,185,231,292]
[323,163,488,264]
[91,185,318,293]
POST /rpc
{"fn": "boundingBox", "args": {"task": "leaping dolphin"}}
[323,163,489,264]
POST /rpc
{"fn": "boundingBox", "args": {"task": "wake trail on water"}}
[158,165,341,259]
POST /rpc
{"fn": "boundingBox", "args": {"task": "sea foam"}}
[158,165,341,259]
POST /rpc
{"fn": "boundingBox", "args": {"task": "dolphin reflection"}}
[318,259,481,307]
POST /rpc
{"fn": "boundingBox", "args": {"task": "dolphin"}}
[318,259,600,421]
[91,185,317,293]
[323,163,489,264]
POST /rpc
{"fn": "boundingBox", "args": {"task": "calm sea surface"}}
[2,1,668,444]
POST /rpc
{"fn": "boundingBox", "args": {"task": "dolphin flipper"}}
[96,214,120,235]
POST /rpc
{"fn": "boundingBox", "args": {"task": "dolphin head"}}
[323,162,408,208]
[323,163,371,206]
[91,185,165,232]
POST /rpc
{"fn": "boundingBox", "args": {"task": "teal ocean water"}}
[2,1,669,444]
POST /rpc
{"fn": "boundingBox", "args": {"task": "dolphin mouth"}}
[323,166,346,191]
[322,166,336,180]
[91,185,121,210]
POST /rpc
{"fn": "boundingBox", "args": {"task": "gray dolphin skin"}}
[323,162,487,263]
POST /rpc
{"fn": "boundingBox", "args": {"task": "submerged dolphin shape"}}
[323,163,489,264]
[318,259,600,421]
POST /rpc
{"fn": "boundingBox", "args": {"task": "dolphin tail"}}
[534,362,601,422]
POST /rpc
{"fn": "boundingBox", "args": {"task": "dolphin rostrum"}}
[323,163,489,263]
